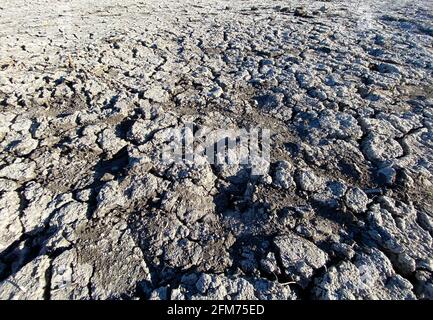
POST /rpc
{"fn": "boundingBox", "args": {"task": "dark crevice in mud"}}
[267,230,348,300]
[282,140,302,158]
[137,263,202,300]
[309,202,368,254]
[102,95,119,110]
[416,212,433,238]
[0,226,72,284]
[270,239,298,286]
[43,259,53,300]
[227,234,276,275]
[337,159,362,182]
[1,184,49,281]
[126,200,203,298]
[16,184,29,234]
[91,146,129,183]
[395,126,425,158]
[0,235,41,282]
[78,146,130,219]
[2,0,433,301]
[371,246,420,298]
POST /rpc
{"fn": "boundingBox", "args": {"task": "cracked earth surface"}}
[0,0,433,300]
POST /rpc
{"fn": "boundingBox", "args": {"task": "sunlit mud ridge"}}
[0,0,433,300]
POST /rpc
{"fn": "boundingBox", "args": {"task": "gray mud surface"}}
[0,0,433,300]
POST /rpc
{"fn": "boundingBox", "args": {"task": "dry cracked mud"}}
[0,0,433,300]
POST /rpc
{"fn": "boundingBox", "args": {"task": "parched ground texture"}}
[0,0,433,300]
